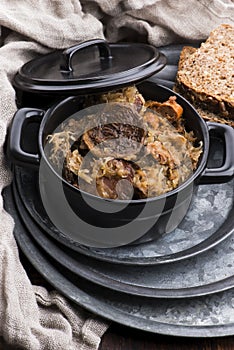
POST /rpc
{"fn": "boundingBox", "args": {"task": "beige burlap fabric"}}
[0,1,233,349]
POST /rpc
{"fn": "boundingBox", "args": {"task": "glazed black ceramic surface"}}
[13,39,167,108]
[8,82,234,247]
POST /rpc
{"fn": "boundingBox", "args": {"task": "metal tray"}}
[11,178,234,299]
[4,185,234,338]
[14,165,234,266]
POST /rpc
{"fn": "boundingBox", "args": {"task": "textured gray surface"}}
[8,195,234,338]
[88,181,234,290]
[13,168,234,298]
[15,167,234,265]
[106,290,234,325]
[102,288,234,332]
[88,180,233,259]
[5,182,234,337]
[87,234,234,290]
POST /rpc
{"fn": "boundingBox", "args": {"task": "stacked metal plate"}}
[4,45,234,337]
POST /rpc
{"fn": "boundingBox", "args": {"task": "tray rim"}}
[14,165,234,266]
[4,184,234,338]
[11,179,234,299]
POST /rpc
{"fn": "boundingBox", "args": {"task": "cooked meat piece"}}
[96,159,135,199]
[97,177,134,200]
[145,96,183,125]
[82,103,145,159]
[157,96,183,122]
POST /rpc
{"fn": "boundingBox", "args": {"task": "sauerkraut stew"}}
[46,86,202,200]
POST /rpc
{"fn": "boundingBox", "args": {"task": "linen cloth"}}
[0,1,233,349]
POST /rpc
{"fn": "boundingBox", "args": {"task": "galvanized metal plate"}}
[14,165,234,266]
[4,185,234,338]
[11,178,234,299]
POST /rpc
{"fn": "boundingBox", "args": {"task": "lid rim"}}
[13,60,166,95]
[13,42,167,95]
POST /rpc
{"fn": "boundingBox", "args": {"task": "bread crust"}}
[175,24,234,120]
[177,46,197,71]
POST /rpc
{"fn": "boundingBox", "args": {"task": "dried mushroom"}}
[81,103,145,159]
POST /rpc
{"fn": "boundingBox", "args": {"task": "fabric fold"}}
[0,1,233,349]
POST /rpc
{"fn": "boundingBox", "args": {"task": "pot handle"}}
[200,122,234,183]
[8,108,44,167]
[60,39,112,73]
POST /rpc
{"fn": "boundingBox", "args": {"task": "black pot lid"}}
[13,39,167,95]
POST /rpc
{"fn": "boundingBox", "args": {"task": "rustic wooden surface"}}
[100,326,234,350]
[15,252,234,350]
[1,326,234,350]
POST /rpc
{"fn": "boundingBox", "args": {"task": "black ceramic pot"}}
[8,82,234,247]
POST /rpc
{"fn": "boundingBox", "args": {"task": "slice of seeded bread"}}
[177,46,197,71]
[195,107,234,127]
[174,24,234,120]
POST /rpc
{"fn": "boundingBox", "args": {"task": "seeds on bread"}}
[174,24,234,120]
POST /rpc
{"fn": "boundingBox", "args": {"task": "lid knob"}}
[60,39,112,73]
